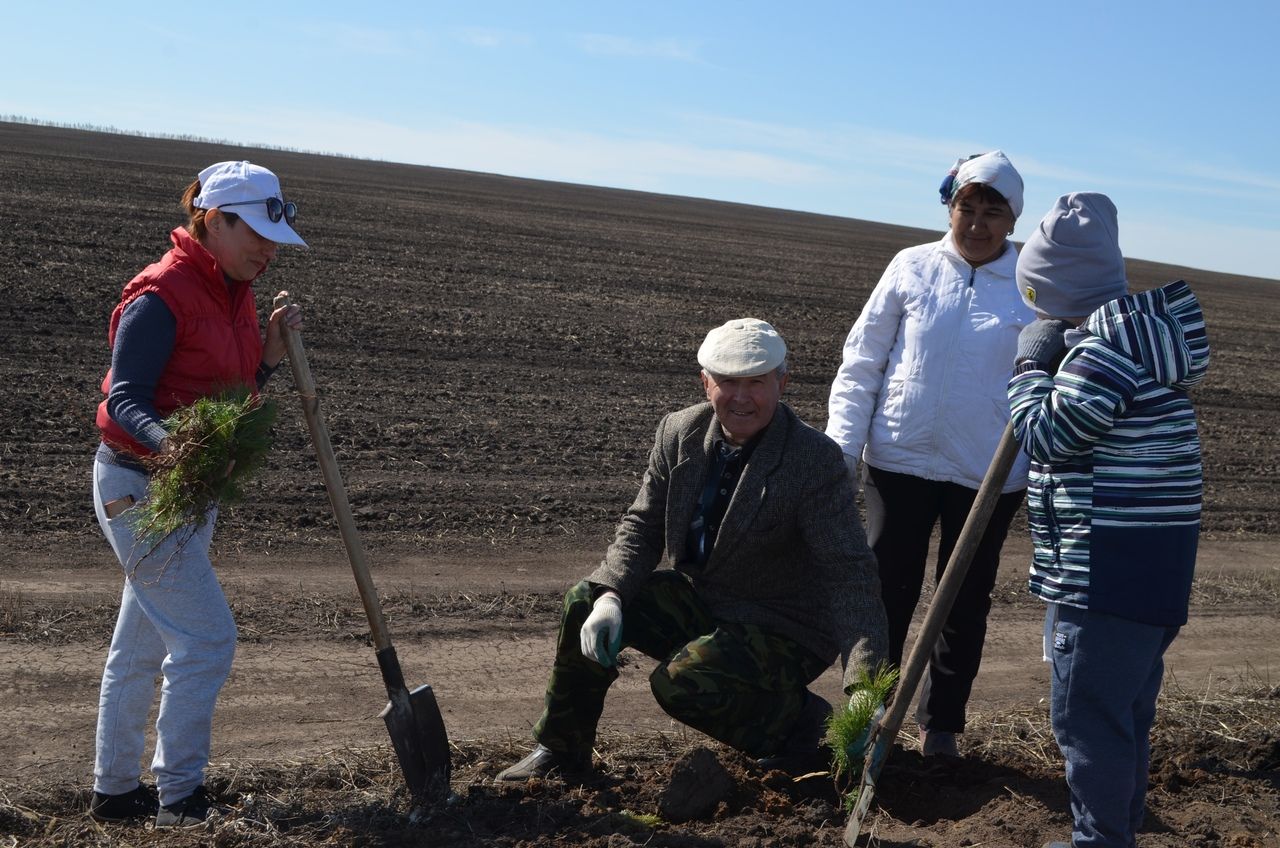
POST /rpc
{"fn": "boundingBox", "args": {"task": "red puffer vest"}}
[97,227,263,457]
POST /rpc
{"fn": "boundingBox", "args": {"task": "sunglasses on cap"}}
[216,196,298,225]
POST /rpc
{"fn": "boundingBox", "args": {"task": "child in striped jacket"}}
[1007,192,1210,848]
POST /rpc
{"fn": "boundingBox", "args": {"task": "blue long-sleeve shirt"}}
[105,293,176,451]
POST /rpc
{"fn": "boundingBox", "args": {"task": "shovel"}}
[844,422,1021,846]
[274,293,452,804]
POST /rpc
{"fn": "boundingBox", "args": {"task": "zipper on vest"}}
[968,267,976,288]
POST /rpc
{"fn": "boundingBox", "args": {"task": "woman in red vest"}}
[89,161,306,828]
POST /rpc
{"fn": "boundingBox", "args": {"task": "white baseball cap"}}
[697,318,787,377]
[192,160,307,247]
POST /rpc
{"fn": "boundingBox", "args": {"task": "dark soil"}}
[3,709,1278,847]
[1,121,1278,847]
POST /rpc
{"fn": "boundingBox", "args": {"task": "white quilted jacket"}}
[826,233,1032,492]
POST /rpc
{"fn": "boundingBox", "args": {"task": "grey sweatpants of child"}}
[92,458,236,806]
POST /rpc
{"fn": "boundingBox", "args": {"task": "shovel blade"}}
[380,684,451,802]
[843,731,891,845]
[842,773,876,845]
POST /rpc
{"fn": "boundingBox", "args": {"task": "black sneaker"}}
[89,783,159,823]
[154,785,219,829]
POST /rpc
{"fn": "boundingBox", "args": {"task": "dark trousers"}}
[864,465,1025,733]
[533,571,828,758]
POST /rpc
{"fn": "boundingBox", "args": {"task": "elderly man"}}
[498,318,889,780]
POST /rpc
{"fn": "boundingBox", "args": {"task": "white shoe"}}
[918,728,960,758]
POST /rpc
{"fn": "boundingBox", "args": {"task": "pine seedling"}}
[826,663,899,807]
[137,387,277,542]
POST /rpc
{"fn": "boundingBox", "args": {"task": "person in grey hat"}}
[88,161,306,828]
[826,150,1034,758]
[1009,193,1210,848]
[498,318,889,782]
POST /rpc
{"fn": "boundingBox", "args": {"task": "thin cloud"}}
[295,22,426,57]
[678,114,1276,215]
[452,27,533,49]
[235,108,825,190]
[422,122,820,187]
[677,114,1019,179]
[575,33,702,63]
[1168,161,1280,194]
[1019,149,1278,206]
[1033,162,1277,207]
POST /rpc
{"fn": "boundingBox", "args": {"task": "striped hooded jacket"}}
[1008,280,1210,626]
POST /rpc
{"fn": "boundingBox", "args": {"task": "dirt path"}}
[4,538,1276,785]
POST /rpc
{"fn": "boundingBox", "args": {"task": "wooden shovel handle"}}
[274,293,393,651]
[879,422,1020,743]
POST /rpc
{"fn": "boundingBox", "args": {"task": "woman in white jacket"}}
[826,150,1033,758]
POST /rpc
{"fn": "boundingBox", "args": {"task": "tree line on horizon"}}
[0,114,364,161]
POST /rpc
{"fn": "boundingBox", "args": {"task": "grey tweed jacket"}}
[587,401,888,690]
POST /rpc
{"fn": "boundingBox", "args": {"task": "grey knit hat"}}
[1017,192,1128,318]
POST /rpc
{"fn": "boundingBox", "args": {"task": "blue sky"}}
[5,1,1277,280]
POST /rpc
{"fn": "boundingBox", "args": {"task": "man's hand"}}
[844,687,886,763]
[1016,318,1075,368]
[580,592,623,667]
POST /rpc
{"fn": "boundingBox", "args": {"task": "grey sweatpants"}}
[92,457,236,806]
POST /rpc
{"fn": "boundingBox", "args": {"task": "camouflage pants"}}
[532,570,828,758]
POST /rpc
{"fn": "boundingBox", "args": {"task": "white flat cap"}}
[697,318,787,377]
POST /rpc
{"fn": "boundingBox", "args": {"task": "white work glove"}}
[842,452,861,498]
[580,592,623,667]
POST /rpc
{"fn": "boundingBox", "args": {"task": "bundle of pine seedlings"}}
[138,387,277,541]
[826,664,899,807]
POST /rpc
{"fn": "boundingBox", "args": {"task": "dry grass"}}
[7,567,1278,647]
[0,586,23,634]
[0,588,118,645]
[0,589,566,645]
[2,678,1274,847]
[1188,569,1280,609]
[985,569,1280,611]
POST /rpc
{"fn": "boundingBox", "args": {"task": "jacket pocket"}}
[1042,476,1061,561]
